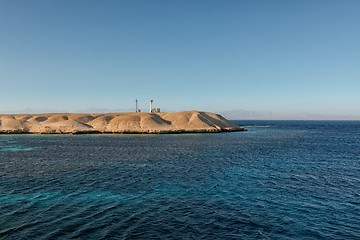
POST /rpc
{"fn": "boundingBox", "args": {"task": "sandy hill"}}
[0,111,245,134]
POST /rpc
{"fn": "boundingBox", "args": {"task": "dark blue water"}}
[1,121,360,239]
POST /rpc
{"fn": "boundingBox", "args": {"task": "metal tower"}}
[150,99,153,113]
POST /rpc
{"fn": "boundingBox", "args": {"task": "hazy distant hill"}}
[220,109,360,120]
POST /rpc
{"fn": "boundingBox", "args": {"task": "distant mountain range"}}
[219,109,360,120]
[1,108,359,120]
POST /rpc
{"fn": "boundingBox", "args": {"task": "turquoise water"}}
[1,121,360,239]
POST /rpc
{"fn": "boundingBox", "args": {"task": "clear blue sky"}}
[1,0,359,117]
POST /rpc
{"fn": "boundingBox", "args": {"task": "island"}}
[0,110,245,134]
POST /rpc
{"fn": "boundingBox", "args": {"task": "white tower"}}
[135,99,138,112]
[150,99,153,113]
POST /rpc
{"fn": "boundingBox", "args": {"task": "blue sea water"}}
[1,121,360,239]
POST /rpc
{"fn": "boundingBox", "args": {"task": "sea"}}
[1,120,360,239]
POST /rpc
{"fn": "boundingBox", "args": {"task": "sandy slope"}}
[0,111,245,134]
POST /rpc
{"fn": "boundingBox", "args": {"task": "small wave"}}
[0,146,36,152]
[246,125,271,128]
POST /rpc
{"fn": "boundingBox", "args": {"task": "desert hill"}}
[0,111,245,134]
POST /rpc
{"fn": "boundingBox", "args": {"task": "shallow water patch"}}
[0,146,37,152]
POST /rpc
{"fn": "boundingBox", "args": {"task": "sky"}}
[0,0,359,119]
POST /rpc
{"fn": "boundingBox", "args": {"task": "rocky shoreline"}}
[0,111,245,134]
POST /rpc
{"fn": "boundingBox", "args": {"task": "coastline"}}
[0,111,245,134]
